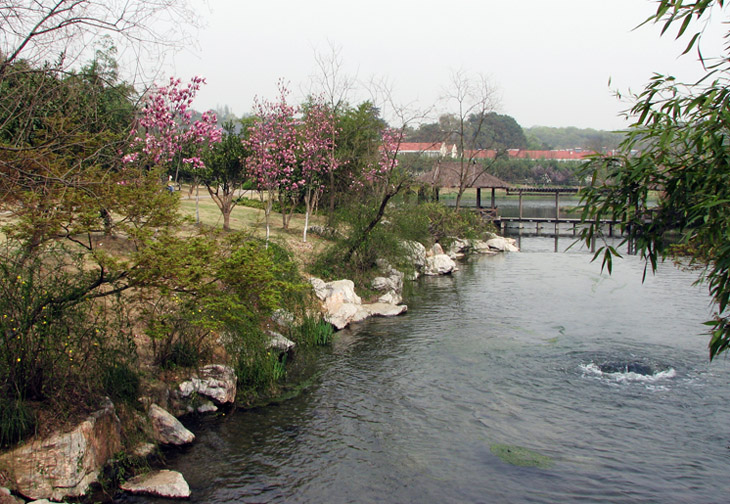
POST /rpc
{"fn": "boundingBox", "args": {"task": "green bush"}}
[294,314,334,347]
[0,397,35,447]
[102,363,140,404]
[420,202,496,242]
[0,244,134,405]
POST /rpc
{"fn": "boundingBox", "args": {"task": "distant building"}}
[397,142,458,158]
[470,149,593,161]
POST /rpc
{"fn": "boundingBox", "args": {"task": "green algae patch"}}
[490,444,554,469]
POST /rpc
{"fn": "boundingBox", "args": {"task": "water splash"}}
[580,361,677,384]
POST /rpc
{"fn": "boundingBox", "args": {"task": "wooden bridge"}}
[475,186,626,236]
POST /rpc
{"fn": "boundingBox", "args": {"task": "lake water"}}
[122,236,730,504]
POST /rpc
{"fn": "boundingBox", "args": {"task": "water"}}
[122,236,730,504]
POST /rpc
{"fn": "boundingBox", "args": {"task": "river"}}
[122,236,730,504]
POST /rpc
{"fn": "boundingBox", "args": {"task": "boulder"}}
[178,364,236,405]
[193,400,217,414]
[0,487,24,504]
[470,239,498,255]
[0,399,122,501]
[402,240,427,270]
[446,238,470,259]
[423,254,457,276]
[131,443,157,459]
[371,276,398,292]
[311,279,362,306]
[148,404,194,446]
[486,237,519,252]
[120,470,190,499]
[378,291,403,305]
[267,332,296,353]
[310,278,407,330]
[363,303,408,318]
[430,243,445,256]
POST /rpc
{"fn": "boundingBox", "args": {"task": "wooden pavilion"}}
[417,162,512,213]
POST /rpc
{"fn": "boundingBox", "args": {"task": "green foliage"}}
[578,0,730,359]
[0,243,135,404]
[293,314,334,347]
[132,230,306,396]
[420,202,496,242]
[0,397,35,448]
[486,158,585,185]
[198,120,253,230]
[235,346,287,395]
[102,363,140,404]
[407,112,528,149]
[313,199,419,282]
[524,126,623,151]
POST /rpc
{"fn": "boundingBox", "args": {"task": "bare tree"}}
[441,69,501,210]
[0,0,199,79]
[308,41,357,222]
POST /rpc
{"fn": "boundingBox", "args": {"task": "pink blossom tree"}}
[245,82,299,244]
[299,97,338,242]
[124,76,221,223]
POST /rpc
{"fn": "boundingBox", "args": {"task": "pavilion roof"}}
[417,162,512,189]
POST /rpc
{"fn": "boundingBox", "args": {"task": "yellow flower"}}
[16,357,20,362]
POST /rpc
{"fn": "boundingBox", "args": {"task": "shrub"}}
[293,314,333,347]
[0,243,134,406]
[420,201,496,242]
[0,397,35,447]
[102,363,140,404]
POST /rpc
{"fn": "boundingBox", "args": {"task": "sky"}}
[164,0,725,131]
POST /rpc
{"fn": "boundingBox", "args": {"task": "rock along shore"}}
[0,234,518,503]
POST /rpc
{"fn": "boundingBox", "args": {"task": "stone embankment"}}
[311,235,519,330]
[0,234,518,503]
[0,363,239,502]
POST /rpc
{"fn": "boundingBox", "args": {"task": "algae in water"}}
[490,443,554,469]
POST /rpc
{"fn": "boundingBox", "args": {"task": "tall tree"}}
[441,69,502,210]
[579,0,730,359]
[245,82,299,244]
[200,119,252,231]
[299,98,338,243]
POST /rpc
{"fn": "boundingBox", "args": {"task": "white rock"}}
[0,487,24,504]
[486,237,520,252]
[0,400,121,501]
[378,291,403,305]
[431,243,445,256]
[131,443,157,458]
[120,470,190,499]
[447,238,470,259]
[311,277,407,330]
[267,332,296,353]
[148,404,194,446]
[402,240,427,270]
[423,254,457,276]
[178,364,236,405]
[196,401,218,413]
[363,303,408,318]
[471,240,498,255]
[271,309,294,326]
[372,276,397,292]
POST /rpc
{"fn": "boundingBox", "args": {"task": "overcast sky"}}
[165,0,723,131]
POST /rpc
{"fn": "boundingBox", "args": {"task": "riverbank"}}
[0,195,517,503]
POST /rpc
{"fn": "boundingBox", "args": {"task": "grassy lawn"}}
[176,190,331,269]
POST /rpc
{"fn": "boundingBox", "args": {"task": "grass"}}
[175,188,331,269]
